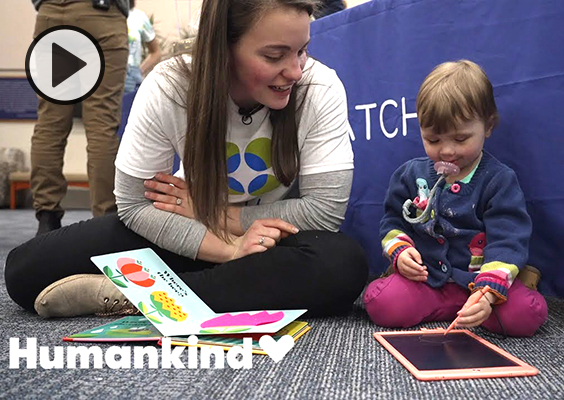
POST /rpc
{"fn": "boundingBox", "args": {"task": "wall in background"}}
[0,0,36,73]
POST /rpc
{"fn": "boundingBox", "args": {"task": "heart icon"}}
[259,335,295,363]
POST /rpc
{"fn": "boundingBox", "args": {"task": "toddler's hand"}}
[454,291,496,328]
[396,247,427,282]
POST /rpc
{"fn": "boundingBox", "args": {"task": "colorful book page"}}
[168,320,311,355]
[91,248,307,336]
[63,316,161,342]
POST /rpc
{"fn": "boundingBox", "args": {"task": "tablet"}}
[373,329,538,381]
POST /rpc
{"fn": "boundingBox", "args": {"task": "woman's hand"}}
[454,291,496,328]
[144,173,194,218]
[396,247,428,281]
[230,218,299,261]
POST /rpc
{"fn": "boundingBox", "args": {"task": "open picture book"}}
[90,248,307,337]
[63,315,311,355]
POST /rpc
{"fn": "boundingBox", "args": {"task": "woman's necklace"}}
[238,104,264,125]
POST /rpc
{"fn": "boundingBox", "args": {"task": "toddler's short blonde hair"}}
[416,60,499,134]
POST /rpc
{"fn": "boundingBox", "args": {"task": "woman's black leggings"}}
[5,214,368,317]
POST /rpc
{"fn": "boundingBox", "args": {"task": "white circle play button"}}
[25,25,105,105]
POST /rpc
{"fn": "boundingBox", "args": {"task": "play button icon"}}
[51,42,87,88]
[25,25,105,105]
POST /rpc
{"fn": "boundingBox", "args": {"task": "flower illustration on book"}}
[137,291,188,324]
[199,311,285,334]
[102,257,156,288]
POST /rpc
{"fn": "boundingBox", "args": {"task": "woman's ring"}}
[259,236,265,246]
[176,198,182,206]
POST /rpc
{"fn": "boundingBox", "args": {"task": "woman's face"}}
[229,6,311,110]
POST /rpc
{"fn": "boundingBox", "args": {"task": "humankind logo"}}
[8,336,294,370]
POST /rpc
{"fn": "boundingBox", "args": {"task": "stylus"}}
[444,285,491,335]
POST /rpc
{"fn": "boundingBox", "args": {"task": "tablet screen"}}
[384,332,518,370]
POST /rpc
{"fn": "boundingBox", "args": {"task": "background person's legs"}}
[29,1,128,231]
[30,98,74,228]
[124,65,143,93]
[30,3,76,234]
[73,2,128,216]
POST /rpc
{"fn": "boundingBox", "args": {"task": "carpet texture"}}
[1,210,563,399]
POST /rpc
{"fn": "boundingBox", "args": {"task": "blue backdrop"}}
[309,0,564,297]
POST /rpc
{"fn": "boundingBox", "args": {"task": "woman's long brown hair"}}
[182,0,319,240]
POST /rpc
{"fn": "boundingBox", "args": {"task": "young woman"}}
[6,0,367,318]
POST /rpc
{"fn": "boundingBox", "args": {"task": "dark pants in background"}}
[31,0,128,218]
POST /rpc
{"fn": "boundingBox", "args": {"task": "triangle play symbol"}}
[51,42,87,88]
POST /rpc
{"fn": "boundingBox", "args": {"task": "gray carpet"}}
[1,210,563,399]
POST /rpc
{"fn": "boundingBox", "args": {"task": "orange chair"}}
[9,171,89,209]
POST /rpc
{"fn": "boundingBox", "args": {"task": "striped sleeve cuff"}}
[382,230,414,270]
[468,262,519,304]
